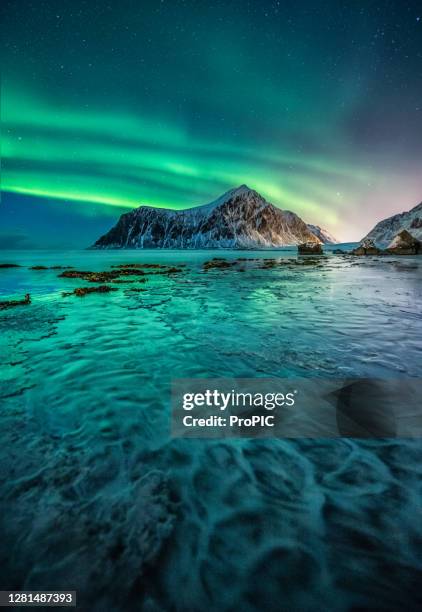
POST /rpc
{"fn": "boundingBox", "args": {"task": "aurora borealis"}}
[1,1,421,246]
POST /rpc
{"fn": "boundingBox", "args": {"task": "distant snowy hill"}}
[93,185,337,249]
[362,201,422,247]
[306,224,338,244]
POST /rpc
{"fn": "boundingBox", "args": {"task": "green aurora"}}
[3,85,364,223]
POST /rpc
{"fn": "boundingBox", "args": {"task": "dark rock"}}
[59,269,96,279]
[62,285,118,297]
[298,242,323,255]
[203,259,235,271]
[118,269,146,277]
[59,269,135,282]
[351,238,381,256]
[0,293,31,310]
[111,263,145,268]
[58,265,180,285]
[0,263,21,268]
[386,229,421,255]
[261,258,278,268]
[160,267,183,274]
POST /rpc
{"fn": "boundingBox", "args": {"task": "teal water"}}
[1,249,421,611]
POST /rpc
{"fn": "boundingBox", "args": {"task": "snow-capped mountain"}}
[361,201,422,247]
[306,224,338,244]
[93,185,335,249]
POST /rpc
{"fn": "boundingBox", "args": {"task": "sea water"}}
[0,249,421,611]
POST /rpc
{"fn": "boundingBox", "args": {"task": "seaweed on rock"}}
[62,286,118,297]
[0,294,31,310]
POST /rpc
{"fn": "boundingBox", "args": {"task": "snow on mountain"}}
[361,202,422,247]
[93,185,330,249]
[306,224,338,244]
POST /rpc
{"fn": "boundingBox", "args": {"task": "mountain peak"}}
[204,183,256,207]
[190,184,257,213]
[234,183,252,192]
[229,184,259,198]
[93,184,331,249]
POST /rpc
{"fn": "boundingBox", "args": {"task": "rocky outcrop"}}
[387,230,421,255]
[93,185,332,249]
[362,201,422,247]
[352,230,421,256]
[0,293,31,310]
[351,239,382,256]
[298,242,323,255]
[62,285,118,297]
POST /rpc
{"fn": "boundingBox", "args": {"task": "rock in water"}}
[298,242,323,255]
[351,238,381,256]
[93,185,324,249]
[0,293,31,310]
[387,229,421,255]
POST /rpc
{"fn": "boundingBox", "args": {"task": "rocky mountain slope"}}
[93,185,337,249]
[306,224,338,244]
[362,201,422,246]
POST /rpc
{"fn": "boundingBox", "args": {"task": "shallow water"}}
[1,249,421,611]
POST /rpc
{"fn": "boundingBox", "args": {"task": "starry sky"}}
[1,0,421,247]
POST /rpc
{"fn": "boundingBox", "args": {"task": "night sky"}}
[1,0,421,247]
